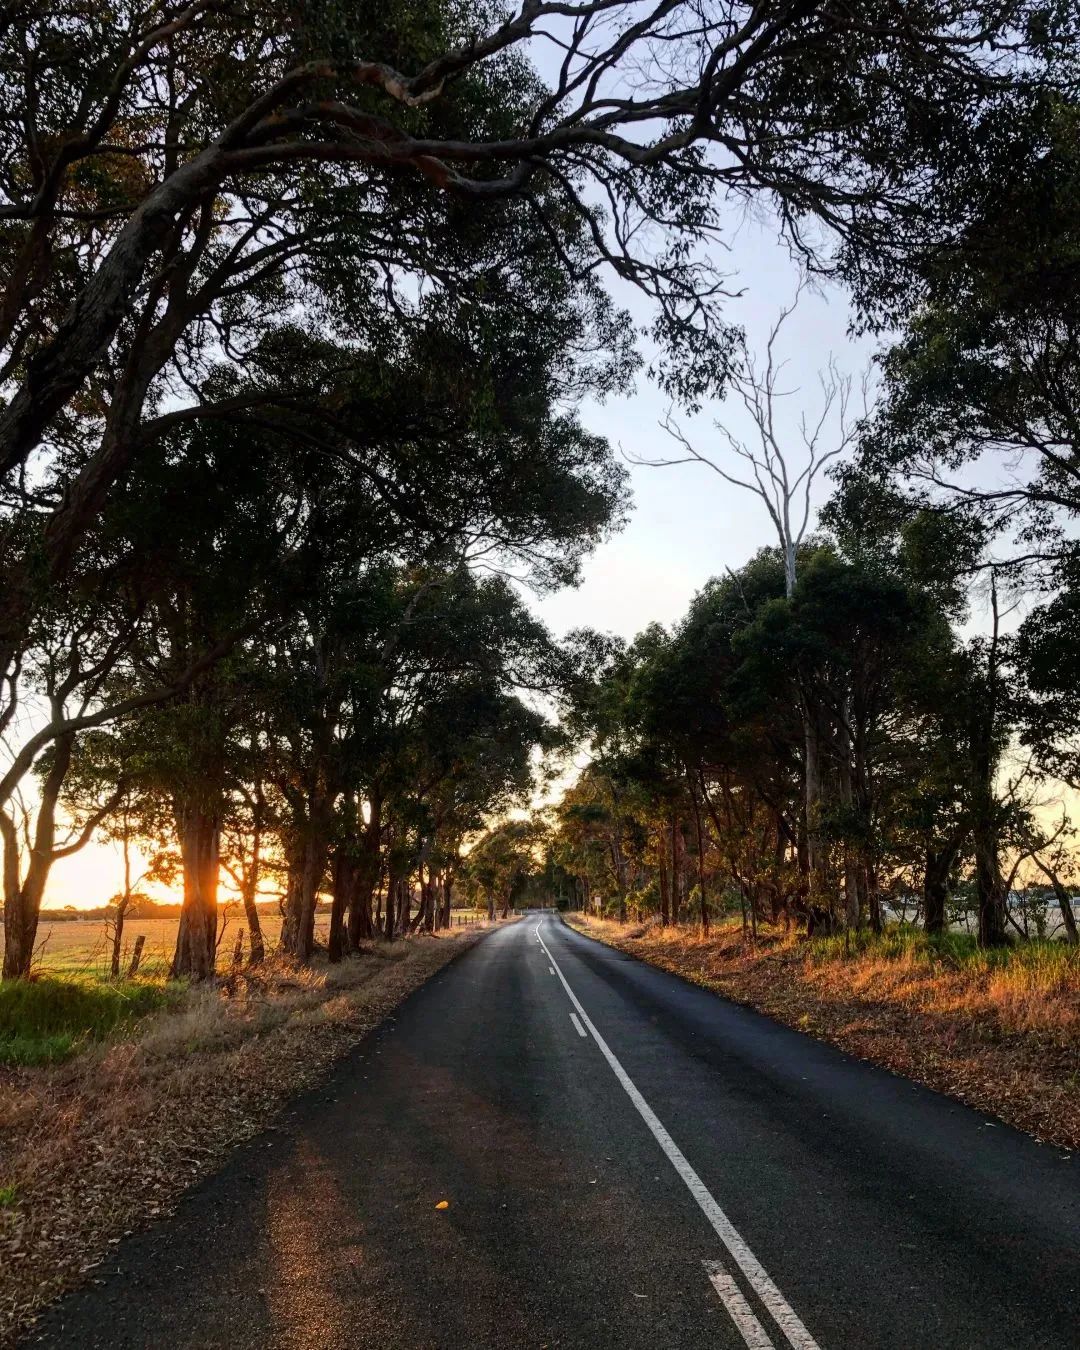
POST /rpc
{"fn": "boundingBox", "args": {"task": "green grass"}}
[807,925,1080,982]
[0,976,177,1066]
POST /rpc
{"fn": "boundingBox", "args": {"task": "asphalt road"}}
[33,915,1080,1349]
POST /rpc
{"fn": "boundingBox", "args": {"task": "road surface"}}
[33,916,1080,1348]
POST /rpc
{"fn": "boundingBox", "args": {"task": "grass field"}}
[7,908,489,977]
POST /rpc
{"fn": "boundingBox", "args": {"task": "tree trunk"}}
[836,707,860,930]
[671,815,686,924]
[128,934,146,977]
[111,830,134,978]
[924,848,951,936]
[1,885,39,980]
[346,796,382,949]
[346,853,377,948]
[1,731,76,979]
[1037,861,1080,945]
[974,821,1009,947]
[802,694,830,920]
[658,834,671,927]
[327,849,352,963]
[280,823,330,963]
[171,802,220,980]
[241,817,265,966]
[110,899,128,979]
[973,574,1008,948]
[383,863,400,942]
[691,773,709,934]
[923,823,967,936]
[422,867,436,933]
[611,827,629,924]
[439,873,454,929]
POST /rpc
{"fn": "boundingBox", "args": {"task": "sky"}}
[534,226,874,642]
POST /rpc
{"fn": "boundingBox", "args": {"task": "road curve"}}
[32,915,1079,1349]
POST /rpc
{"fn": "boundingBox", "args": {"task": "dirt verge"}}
[566,915,1080,1155]
[0,924,504,1346]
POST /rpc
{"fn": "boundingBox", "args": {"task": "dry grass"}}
[568,915,1080,1153]
[0,922,505,1346]
[19,910,488,977]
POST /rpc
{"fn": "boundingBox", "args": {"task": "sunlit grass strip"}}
[806,927,1080,989]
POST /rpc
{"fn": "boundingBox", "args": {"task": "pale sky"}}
[534,222,874,641]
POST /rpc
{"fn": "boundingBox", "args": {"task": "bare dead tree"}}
[643,289,870,597]
[636,289,871,925]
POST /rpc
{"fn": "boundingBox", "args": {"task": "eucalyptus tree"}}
[630,552,802,928]
[0,0,1063,710]
[390,679,552,936]
[463,819,540,920]
[0,470,251,977]
[856,85,1080,563]
[642,296,870,914]
[269,562,564,961]
[0,593,137,977]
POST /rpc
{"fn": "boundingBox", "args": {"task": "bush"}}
[0,977,175,1066]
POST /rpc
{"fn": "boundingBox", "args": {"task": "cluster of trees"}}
[547,535,1069,946]
[547,18,1080,948]
[2,3,1077,976]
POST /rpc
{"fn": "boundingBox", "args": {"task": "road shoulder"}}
[564,914,1079,1155]
[0,922,511,1346]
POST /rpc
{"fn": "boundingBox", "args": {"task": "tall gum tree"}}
[0,2,1061,672]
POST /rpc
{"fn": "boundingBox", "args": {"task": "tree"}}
[0,0,1061,695]
[650,293,868,596]
[641,296,869,919]
[464,820,540,919]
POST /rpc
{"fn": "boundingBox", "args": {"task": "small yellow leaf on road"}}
[435,1200,450,1210]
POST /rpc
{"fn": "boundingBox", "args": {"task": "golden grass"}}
[19,909,489,977]
[0,921,506,1346]
[569,915,1080,1152]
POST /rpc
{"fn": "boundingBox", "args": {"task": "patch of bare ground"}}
[566,915,1080,1155]
[0,923,505,1346]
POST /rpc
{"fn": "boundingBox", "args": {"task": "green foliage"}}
[0,978,175,1065]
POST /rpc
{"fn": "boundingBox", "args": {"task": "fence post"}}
[127,934,146,977]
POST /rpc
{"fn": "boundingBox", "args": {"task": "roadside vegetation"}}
[0,976,173,1066]
[569,915,1080,1151]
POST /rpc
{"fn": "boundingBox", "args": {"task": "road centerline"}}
[534,920,822,1350]
[704,1260,778,1350]
[569,1011,587,1038]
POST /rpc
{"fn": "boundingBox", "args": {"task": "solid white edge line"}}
[704,1261,777,1350]
[569,1011,588,1038]
[534,921,822,1350]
